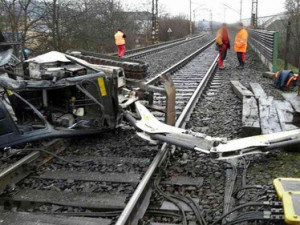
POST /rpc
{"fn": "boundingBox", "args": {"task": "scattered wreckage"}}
[1,35,300,160]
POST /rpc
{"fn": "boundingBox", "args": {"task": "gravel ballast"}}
[139,34,214,77]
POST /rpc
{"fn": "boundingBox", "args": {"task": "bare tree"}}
[38,0,138,52]
[159,15,195,41]
[285,0,300,72]
[0,0,195,54]
[0,0,46,52]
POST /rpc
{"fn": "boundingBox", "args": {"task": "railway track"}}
[70,33,210,80]
[124,34,206,59]
[110,34,205,59]
[138,67,240,225]
[0,39,218,225]
[117,42,218,224]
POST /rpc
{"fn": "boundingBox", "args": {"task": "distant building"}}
[123,11,152,34]
[123,11,152,47]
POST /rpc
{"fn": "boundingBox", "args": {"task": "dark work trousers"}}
[117,45,126,57]
[218,48,227,67]
[237,52,246,66]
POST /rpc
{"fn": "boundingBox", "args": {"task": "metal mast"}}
[151,0,159,44]
[251,0,258,28]
[209,10,213,34]
[190,0,192,35]
[240,0,242,22]
[151,0,155,43]
[156,0,159,43]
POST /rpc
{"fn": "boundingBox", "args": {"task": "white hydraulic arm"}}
[126,101,300,160]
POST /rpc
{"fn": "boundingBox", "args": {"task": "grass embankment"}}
[249,152,300,185]
[277,58,299,72]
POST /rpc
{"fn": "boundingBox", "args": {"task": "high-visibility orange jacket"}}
[234,28,248,53]
[114,31,126,46]
[216,27,229,46]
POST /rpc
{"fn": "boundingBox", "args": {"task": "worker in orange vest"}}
[216,23,230,70]
[114,28,126,57]
[234,23,248,70]
[274,70,299,90]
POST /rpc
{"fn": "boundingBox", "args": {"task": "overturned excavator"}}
[1,32,300,160]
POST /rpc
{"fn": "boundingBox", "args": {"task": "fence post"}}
[272,32,279,72]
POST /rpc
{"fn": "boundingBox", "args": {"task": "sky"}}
[122,0,286,23]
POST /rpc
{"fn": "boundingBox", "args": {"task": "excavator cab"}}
[0,32,124,148]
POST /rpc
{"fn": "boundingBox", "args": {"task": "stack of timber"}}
[230,81,260,136]
[282,93,300,126]
[262,71,275,79]
[230,81,299,136]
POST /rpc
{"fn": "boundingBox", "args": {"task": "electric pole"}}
[284,20,291,70]
[209,10,213,34]
[240,0,242,22]
[251,0,258,28]
[152,0,155,43]
[151,0,159,44]
[190,0,192,36]
[156,0,159,43]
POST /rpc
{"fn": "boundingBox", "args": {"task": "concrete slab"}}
[259,96,282,134]
[242,96,261,136]
[1,212,111,225]
[63,156,151,165]
[9,190,126,209]
[230,81,253,100]
[39,171,141,183]
[274,100,295,124]
[282,93,300,113]
[161,176,203,186]
[150,223,179,225]
[159,198,199,211]
[262,71,275,79]
[249,82,267,99]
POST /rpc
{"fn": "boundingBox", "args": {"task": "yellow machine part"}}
[273,178,300,224]
[97,77,107,97]
[282,192,300,225]
[273,178,300,199]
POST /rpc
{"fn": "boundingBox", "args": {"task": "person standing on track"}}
[114,28,126,57]
[234,23,248,70]
[216,23,230,70]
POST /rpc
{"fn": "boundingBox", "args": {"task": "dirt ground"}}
[188,39,300,189]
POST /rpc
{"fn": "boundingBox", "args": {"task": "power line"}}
[240,0,243,22]
[251,0,258,28]
[151,0,159,44]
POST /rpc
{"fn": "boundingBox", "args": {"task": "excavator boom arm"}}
[128,101,300,160]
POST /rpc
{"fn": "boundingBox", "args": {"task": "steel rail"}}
[176,56,218,127]
[116,46,218,225]
[126,34,207,59]
[110,33,205,57]
[0,139,65,194]
[0,151,39,193]
[111,36,187,56]
[145,39,216,86]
